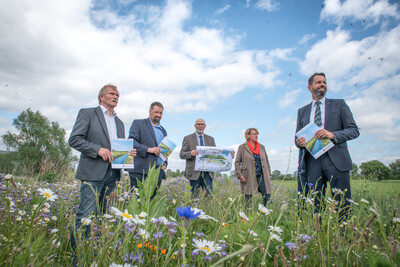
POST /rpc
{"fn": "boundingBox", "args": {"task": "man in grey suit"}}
[69,84,136,237]
[295,73,359,220]
[180,119,216,195]
[128,102,167,199]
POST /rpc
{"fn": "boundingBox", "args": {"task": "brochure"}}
[296,122,334,159]
[194,146,234,172]
[111,138,134,169]
[158,136,176,161]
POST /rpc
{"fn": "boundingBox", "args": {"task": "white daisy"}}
[137,228,150,239]
[110,207,135,222]
[18,210,26,216]
[249,230,258,237]
[360,198,369,204]
[37,188,58,201]
[392,218,400,224]
[172,199,176,204]
[268,225,283,234]
[347,199,358,205]
[270,233,282,242]
[239,211,249,221]
[103,214,113,219]
[51,216,57,221]
[192,208,218,222]
[193,239,222,255]
[138,211,148,218]
[258,204,272,215]
[82,217,92,226]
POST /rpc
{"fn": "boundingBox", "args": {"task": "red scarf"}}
[247,140,260,155]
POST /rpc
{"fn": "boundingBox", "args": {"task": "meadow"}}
[0,169,399,266]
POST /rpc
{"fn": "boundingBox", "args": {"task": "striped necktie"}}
[199,135,204,146]
[314,101,322,127]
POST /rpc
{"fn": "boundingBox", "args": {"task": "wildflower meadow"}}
[0,168,399,266]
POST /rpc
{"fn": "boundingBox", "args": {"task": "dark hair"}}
[150,101,164,110]
[308,72,326,86]
[98,84,118,104]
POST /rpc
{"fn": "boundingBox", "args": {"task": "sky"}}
[1,0,400,175]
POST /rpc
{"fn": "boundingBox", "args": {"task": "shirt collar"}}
[100,105,116,117]
[148,117,161,128]
[312,97,326,106]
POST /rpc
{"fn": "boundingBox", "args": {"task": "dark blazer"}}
[69,106,125,181]
[295,98,359,172]
[179,133,216,180]
[128,118,167,175]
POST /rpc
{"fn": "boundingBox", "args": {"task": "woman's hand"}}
[239,176,246,183]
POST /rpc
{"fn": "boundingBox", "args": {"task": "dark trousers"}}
[306,153,351,221]
[190,172,213,195]
[245,174,271,207]
[71,165,119,250]
[129,169,165,199]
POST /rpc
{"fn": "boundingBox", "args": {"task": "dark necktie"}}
[199,135,204,146]
[314,100,322,127]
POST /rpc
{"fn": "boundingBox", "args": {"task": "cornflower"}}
[175,206,201,220]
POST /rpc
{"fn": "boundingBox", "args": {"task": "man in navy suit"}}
[128,102,167,199]
[69,84,136,243]
[295,73,359,220]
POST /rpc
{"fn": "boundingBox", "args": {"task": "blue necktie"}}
[314,101,322,127]
[199,135,204,146]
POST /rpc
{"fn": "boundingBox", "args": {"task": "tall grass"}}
[0,172,399,266]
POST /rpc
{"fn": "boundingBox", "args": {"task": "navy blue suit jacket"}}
[296,99,359,172]
[128,118,167,175]
[69,106,125,181]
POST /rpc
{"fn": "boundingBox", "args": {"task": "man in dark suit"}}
[128,102,167,199]
[69,84,136,235]
[295,73,359,220]
[180,118,216,195]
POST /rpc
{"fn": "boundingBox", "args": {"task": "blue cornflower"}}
[285,242,296,251]
[297,233,311,244]
[153,231,164,239]
[307,183,313,186]
[176,206,201,220]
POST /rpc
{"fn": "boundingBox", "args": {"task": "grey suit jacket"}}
[295,98,359,172]
[179,133,216,180]
[69,106,125,181]
[128,118,167,175]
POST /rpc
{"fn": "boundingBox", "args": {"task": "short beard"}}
[314,88,326,99]
[152,117,161,124]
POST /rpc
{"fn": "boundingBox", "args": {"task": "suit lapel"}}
[95,107,110,144]
[324,98,331,127]
[145,119,158,146]
[116,117,124,138]
[304,103,312,125]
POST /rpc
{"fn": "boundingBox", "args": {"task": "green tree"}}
[271,170,282,180]
[351,163,359,179]
[359,160,390,181]
[1,108,77,176]
[389,159,400,180]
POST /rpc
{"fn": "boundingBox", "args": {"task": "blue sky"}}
[0,0,399,174]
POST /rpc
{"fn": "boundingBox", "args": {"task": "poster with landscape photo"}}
[296,122,334,159]
[111,138,134,169]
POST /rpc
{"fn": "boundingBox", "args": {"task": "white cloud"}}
[298,33,316,45]
[255,0,279,12]
[299,26,400,90]
[321,0,400,25]
[0,0,282,129]
[348,74,400,142]
[215,4,230,15]
[278,88,302,107]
